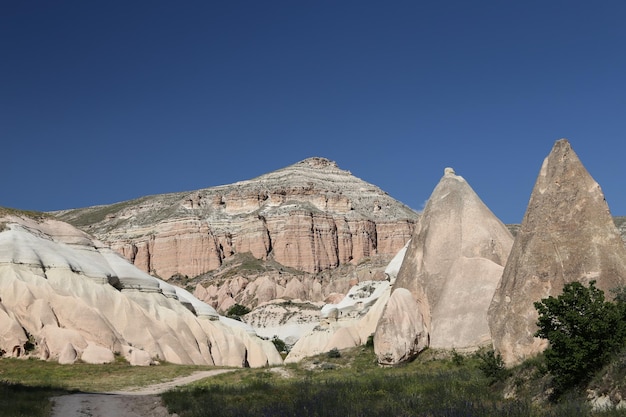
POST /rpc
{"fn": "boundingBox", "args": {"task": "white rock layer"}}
[0,214,281,367]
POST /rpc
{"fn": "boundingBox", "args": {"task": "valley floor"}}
[49,369,234,417]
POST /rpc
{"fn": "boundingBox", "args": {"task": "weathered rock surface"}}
[489,139,626,365]
[190,252,390,314]
[286,281,393,363]
[374,288,426,366]
[284,243,408,363]
[376,168,513,365]
[243,300,324,347]
[0,212,282,367]
[54,157,417,278]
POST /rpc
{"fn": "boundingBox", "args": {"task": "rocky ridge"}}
[0,212,282,367]
[55,157,418,279]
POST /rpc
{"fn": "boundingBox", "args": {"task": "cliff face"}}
[55,158,418,278]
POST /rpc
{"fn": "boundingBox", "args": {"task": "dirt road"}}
[49,369,234,417]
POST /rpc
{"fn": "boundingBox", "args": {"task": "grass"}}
[0,357,209,392]
[161,347,626,417]
[0,207,51,220]
[0,357,211,417]
[3,348,626,417]
[0,381,64,417]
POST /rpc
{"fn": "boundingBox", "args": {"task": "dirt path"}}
[49,369,234,417]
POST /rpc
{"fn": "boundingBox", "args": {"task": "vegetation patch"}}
[535,281,626,397]
[226,303,251,320]
[0,207,50,221]
[161,346,626,417]
[0,381,65,417]
[0,357,210,417]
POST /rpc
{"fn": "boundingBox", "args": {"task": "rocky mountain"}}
[0,210,282,367]
[374,168,514,365]
[489,139,626,366]
[54,157,418,280]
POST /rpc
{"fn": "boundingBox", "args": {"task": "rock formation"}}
[284,242,408,363]
[374,168,513,365]
[488,139,626,365]
[0,212,282,367]
[54,158,418,278]
[190,250,389,314]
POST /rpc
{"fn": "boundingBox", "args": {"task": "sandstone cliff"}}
[375,168,513,365]
[55,157,418,279]
[0,211,282,367]
[489,139,626,366]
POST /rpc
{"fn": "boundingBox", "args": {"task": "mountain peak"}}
[55,158,418,278]
[297,157,339,169]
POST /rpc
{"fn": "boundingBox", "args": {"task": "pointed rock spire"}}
[488,139,626,365]
[374,168,513,364]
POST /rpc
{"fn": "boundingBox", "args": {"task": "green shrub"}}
[226,304,251,320]
[327,348,341,359]
[271,336,288,354]
[534,280,626,395]
[451,349,464,366]
[476,349,508,384]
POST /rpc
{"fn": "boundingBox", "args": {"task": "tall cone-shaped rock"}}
[375,168,513,364]
[488,139,626,366]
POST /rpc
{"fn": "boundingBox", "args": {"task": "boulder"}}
[121,345,153,366]
[374,288,426,365]
[489,139,626,365]
[58,343,78,365]
[81,343,115,364]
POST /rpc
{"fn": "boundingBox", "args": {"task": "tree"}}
[534,280,626,394]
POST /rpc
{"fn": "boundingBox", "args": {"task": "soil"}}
[49,369,234,417]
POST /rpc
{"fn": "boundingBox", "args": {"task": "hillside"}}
[54,157,418,279]
[0,210,281,367]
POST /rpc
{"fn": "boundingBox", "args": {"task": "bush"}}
[226,304,251,320]
[327,348,341,359]
[271,336,288,354]
[476,349,508,384]
[534,280,626,394]
[451,349,464,366]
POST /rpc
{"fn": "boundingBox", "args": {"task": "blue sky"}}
[2,1,625,224]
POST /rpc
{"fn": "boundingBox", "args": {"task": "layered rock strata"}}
[488,139,626,366]
[284,242,408,363]
[0,213,281,367]
[375,168,513,365]
[192,253,389,314]
[54,158,418,278]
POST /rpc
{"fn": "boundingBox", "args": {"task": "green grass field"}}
[0,357,208,417]
[2,347,626,417]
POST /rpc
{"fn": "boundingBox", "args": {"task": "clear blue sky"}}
[2,1,625,224]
